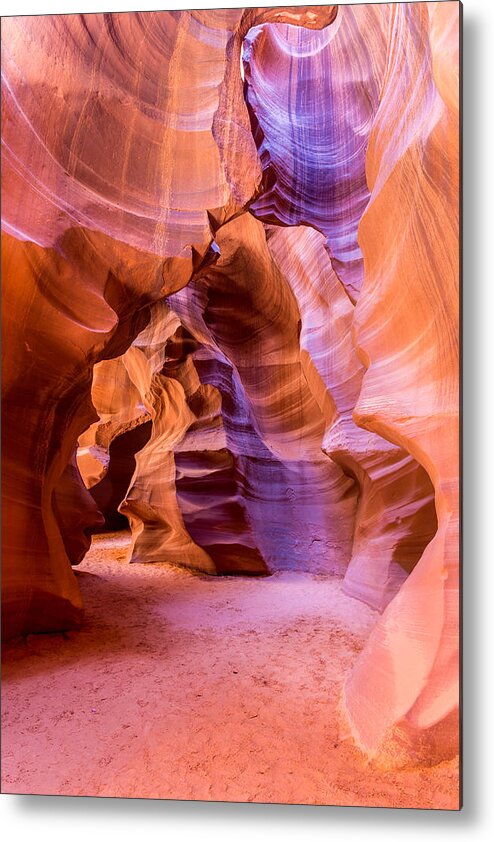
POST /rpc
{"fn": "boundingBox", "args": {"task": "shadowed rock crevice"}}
[90,421,153,532]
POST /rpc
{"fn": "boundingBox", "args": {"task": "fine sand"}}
[2,532,458,808]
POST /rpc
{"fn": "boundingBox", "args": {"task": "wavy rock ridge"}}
[1,4,459,767]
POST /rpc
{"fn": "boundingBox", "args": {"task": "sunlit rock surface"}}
[342,1,460,763]
[1,3,459,766]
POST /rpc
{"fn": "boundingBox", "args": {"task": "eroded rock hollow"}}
[1,3,459,766]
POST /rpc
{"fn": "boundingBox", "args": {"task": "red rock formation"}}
[1,4,459,769]
[342,1,460,763]
[243,2,388,299]
[241,2,460,762]
[167,213,358,575]
[2,6,336,636]
[266,225,438,611]
[117,308,219,572]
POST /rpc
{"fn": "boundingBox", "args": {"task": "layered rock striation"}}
[2,4,460,765]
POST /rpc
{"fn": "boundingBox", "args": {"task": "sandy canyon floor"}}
[2,532,458,808]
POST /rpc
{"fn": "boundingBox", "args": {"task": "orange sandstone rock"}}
[1,5,459,771]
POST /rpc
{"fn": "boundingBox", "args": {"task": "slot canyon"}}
[1,3,460,808]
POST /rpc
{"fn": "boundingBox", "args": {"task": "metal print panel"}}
[1,1,461,809]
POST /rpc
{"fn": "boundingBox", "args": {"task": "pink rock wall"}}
[1,4,460,765]
[343,1,460,762]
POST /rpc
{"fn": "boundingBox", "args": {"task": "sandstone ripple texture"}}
[2,3,460,777]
